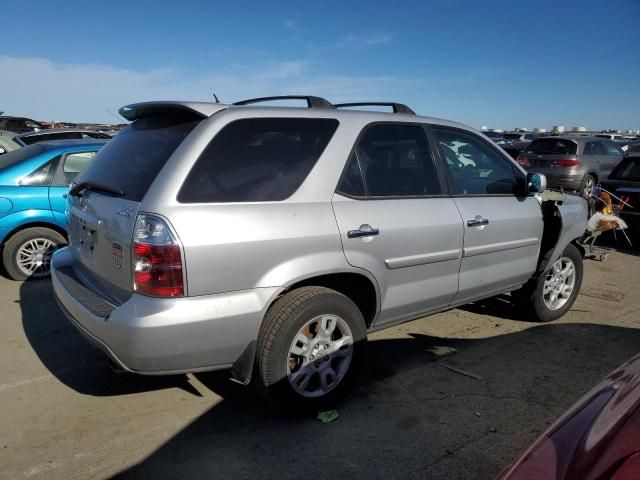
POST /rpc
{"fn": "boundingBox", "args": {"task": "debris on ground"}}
[437,362,483,381]
[317,410,339,424]
[428,345,457,356]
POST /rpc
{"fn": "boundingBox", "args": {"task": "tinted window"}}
[352,124,440,197]
[75,111,202,202]
[337,153,366,197]
[612,158,640,181]
[179,118,338,203]
[0,144,46,170]
[585,141,606,155]
[503,133,522,140]
[526,139,577,155]
[605,141,623,156]
[435,128,519,195]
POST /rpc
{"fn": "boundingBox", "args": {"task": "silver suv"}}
[51,96,588,407]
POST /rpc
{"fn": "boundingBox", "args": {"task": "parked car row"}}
[515,136,625,197]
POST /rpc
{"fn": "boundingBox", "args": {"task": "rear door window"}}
[179,118,338,203]
[526,139,577,155]
[337,124,441,198]
[585,141,606,155]
[74,111,202,202]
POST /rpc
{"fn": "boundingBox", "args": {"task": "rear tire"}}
[255,286,367,411]
[514,243,583,322]
[2,227,66,281]
[581,174,596,198]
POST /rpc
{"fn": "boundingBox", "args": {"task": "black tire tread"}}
[256,286,338,388]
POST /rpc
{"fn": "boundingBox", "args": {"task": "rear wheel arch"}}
[1,221,68,248]
[276,272,379,329]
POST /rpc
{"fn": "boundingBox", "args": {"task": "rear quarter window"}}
[178,118,339,203]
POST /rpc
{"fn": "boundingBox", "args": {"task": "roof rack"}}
[232,95,334,109]
[334,102,416,115]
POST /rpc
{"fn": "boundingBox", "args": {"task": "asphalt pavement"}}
[1,248,639,480]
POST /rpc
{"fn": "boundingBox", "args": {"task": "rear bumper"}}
[51,247,279,374]
[527,168,584,191]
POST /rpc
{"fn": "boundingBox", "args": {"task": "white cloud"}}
[0,55,418,123]
[336,32,394,49]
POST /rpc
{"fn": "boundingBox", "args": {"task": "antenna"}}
[105,109,126,123]
[213,93,220,104]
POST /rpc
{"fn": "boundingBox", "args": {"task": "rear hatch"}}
[67,108,205,303]
[518,138,579,169]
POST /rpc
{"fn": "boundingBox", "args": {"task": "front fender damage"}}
[537,190,588,275]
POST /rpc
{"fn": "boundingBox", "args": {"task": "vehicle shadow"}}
[112,322,640,480]
[18,279,197,396]
[20,280,640,479]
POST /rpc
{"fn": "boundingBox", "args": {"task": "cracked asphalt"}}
[1,248,639,479]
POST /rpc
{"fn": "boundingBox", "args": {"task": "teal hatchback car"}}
[0,139,106,279]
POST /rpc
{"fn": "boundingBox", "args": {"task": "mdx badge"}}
[116,207,133,218]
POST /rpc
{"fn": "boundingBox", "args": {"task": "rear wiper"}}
[69,181,125,198]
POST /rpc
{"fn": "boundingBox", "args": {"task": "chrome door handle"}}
[347,224,380,238]
[467,215,489,227]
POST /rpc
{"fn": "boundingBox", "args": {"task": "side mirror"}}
[527,172,547,193]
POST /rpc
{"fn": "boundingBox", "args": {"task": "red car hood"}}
[500,353,640,480]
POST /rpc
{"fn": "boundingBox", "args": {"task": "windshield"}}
[611,158,640,181]
[74,111,202,202]
[525,139,577,155]
[503,133,522,140]
[0,143,46,170]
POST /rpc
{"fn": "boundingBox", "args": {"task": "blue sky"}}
[1,0,638,130]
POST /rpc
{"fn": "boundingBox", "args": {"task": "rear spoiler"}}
[118,101,228,121]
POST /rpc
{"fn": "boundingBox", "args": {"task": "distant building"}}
[572,126,587,133]
[553,125,565,134]
[533,128,547,133]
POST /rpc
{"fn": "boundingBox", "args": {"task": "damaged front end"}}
[536,190,589,275]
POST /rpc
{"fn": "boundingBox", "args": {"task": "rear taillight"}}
[552,159,580,167]
[133,214,184,297]
[516,154,530,167]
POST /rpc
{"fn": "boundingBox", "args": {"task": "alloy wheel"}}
[286,314,354,398]
[543,256,576,311]
[16,238,57,278]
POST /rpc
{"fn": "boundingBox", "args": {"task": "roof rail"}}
[232,95,334,109]
[334,102,416,115]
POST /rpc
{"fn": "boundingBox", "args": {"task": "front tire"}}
[255,286,367,410]
[516,243,583,322]
[2,227,66,281]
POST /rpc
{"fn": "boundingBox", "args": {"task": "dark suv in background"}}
[517,136,624,196]
[0,116,47,134]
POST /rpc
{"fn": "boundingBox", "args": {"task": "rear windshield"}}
[178,118,339,203]
[502,133,522,140]
[74,111,202,202]
[525,139,577,155]
[611,158,640,181]
[0,143,45,170]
